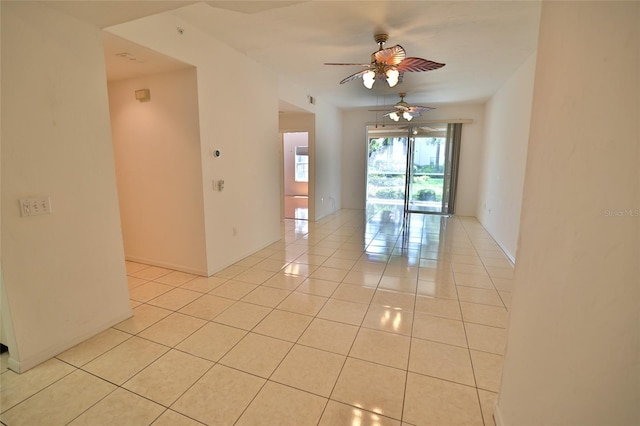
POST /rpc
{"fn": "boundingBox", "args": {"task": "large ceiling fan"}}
[325,33,445,89]
[370,93,435,121]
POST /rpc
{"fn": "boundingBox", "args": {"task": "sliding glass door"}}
[406,126,447,213]
[367,123,461,220]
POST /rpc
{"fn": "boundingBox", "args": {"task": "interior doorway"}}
[282,132,309,220]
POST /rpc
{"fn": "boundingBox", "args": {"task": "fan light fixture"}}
[362,68,398,89]
[386,69,400,87]
[325,33,445,89]
[370,93,434,122]
[363,35,403,89]
[387,111,413,122]
[363,70,376,89]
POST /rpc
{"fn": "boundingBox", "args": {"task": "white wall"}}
[341,104,485,216]
[476,53,537,261]
[0,2,131,372]
[314,101,343,219]
[278,76,316,115]
[108,13,281,275]
[496,2,639,425]
[109,68,208,275]
[341,110,368,210]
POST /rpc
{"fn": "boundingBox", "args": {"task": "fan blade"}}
[410,106,436,113]
[373,45,406,65]
[397,57,446,72]
[324,63,371,66]
[339,69,371,84]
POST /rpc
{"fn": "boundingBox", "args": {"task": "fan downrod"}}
[396,93,409,108]
[374,33,389,48]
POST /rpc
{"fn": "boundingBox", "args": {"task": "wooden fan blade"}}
[373,45,406,65]
[324,63,371,66]
[396,57,446,72]
[339,69,371,84]
[410,106,436,113]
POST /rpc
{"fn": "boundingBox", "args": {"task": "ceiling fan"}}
[370,93,435,121]
[325,33,445,89]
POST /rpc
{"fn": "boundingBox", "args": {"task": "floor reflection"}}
[3,208,512,425]
[284,195,308,220]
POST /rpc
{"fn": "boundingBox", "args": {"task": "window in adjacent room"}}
[295,146,309,182]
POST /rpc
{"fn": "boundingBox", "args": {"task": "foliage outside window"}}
[367,136,445,202]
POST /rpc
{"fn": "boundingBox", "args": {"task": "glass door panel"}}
[366,130,408,224]
[406,126,448,213]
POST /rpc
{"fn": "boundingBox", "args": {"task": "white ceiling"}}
[47,1,542,111]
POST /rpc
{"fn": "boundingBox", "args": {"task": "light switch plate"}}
[19,197,52,217]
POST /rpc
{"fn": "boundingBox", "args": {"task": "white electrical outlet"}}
[19,199,31,217]
[19,197,52,217]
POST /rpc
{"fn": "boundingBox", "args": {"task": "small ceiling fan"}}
[370,93,435,121]
[325,33,445,89]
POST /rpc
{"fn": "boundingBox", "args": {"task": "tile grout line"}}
[398,213,426,425]
[316,211,403,423]
[456,216,497,426]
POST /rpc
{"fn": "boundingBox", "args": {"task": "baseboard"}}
[124,256,208,277]
[7,355,21,372]
[7,308,132,373]
[493,401,505,426]
[472,216,517,265]
[494,239,516,265]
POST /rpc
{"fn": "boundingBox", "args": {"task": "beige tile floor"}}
[0,209,513,425]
